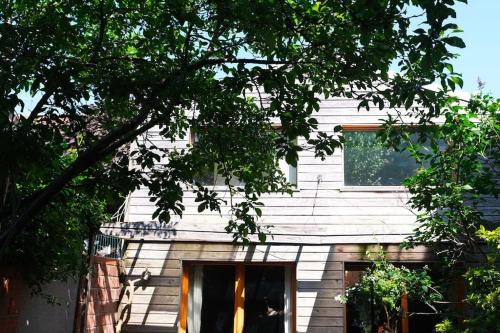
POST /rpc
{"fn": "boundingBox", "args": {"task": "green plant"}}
[337,250,441,333]
[460,226,500,333]
[383,94,499,332]
[435,227,499,333]
[394,94,500,264]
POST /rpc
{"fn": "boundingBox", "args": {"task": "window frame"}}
[189,126,299,189]
[178,261,297,333]
[340,124,411,192]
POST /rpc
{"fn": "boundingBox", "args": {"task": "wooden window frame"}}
[178,261,297,333]
[189,126,298,187]
[342,124,381,132]
[341,124,416,191]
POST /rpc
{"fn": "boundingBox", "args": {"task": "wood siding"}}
[102,95,499,333]
[118,241,435,333]
[102,96,499,243]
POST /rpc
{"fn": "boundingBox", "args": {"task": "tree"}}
[384,94,500,332]
[0,113,129,287]
[1,0,466,262]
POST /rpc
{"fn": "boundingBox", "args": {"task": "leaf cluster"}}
[337,249,441,333]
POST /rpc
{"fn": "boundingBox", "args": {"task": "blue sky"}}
[452,1,500,95]
[18,1,500,112]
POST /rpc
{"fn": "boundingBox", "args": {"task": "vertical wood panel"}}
[291,266,297,333]
[234,264,245,333]
[401,292,409,333]
[178,264,189,333]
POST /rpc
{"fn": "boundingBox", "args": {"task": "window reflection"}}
[188,265,235,333]
[343,131,431,186]
[244,266,285,333]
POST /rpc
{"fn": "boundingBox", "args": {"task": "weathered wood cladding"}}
[119,241,435,333]
[109,95,498,332]
[104,96,499,244]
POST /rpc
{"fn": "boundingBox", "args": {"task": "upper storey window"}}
[190,128,297,187]
[343,126,428,187]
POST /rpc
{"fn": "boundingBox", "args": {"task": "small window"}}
[190,130,242,186]
[343,129,426,186]
[275,127,298,186]
[182,263,294,333]
[191,128,297,187]
[278,154,297,186]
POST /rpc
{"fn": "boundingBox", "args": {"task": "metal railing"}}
[93,234,124,259]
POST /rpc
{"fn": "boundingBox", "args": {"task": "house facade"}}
[102,96,456,333]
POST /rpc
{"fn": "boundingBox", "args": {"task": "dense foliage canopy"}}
[387,94,500,332]
[1,0,466,282]
[394,94,500,264]
[339,94,499,333]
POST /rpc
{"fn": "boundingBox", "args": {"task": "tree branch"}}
[0,54,244,253]
[26,89,53,123]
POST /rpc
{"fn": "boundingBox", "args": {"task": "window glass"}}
[244,266,285,333]
[343,131,425,186]
[186,264,292,333]
[188,265,235,333]
[278,157,297,186]
[192,129,297,186]
[193,164,217,186]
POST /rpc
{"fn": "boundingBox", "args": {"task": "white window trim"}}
[190,127,299,190]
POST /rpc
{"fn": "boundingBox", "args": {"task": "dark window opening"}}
[344,263,443,333]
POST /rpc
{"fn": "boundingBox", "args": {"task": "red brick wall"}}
[77,257,122,333]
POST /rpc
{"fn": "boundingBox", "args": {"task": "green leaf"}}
[442,36,466,48]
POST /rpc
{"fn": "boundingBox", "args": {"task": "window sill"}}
[339,186,408,192]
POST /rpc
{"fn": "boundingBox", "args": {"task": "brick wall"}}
[76,257,122,333]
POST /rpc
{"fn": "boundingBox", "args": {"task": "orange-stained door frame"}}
[401,292,409,333]
[178,264,190,333]
[234,264,245,333]
[342,124,381,131]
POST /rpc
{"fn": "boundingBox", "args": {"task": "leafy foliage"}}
[460,226,500,332]
[1,0,467,274]
[0,116,130,287]
[435,227,500,333]
[337,250,441,333]
[384,94,499,332]
[391,94,499,264]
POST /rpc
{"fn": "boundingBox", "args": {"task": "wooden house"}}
[101,95,492,333]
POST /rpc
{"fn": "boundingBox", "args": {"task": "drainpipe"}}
[370,278,375,333]
[78,232,96,333]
